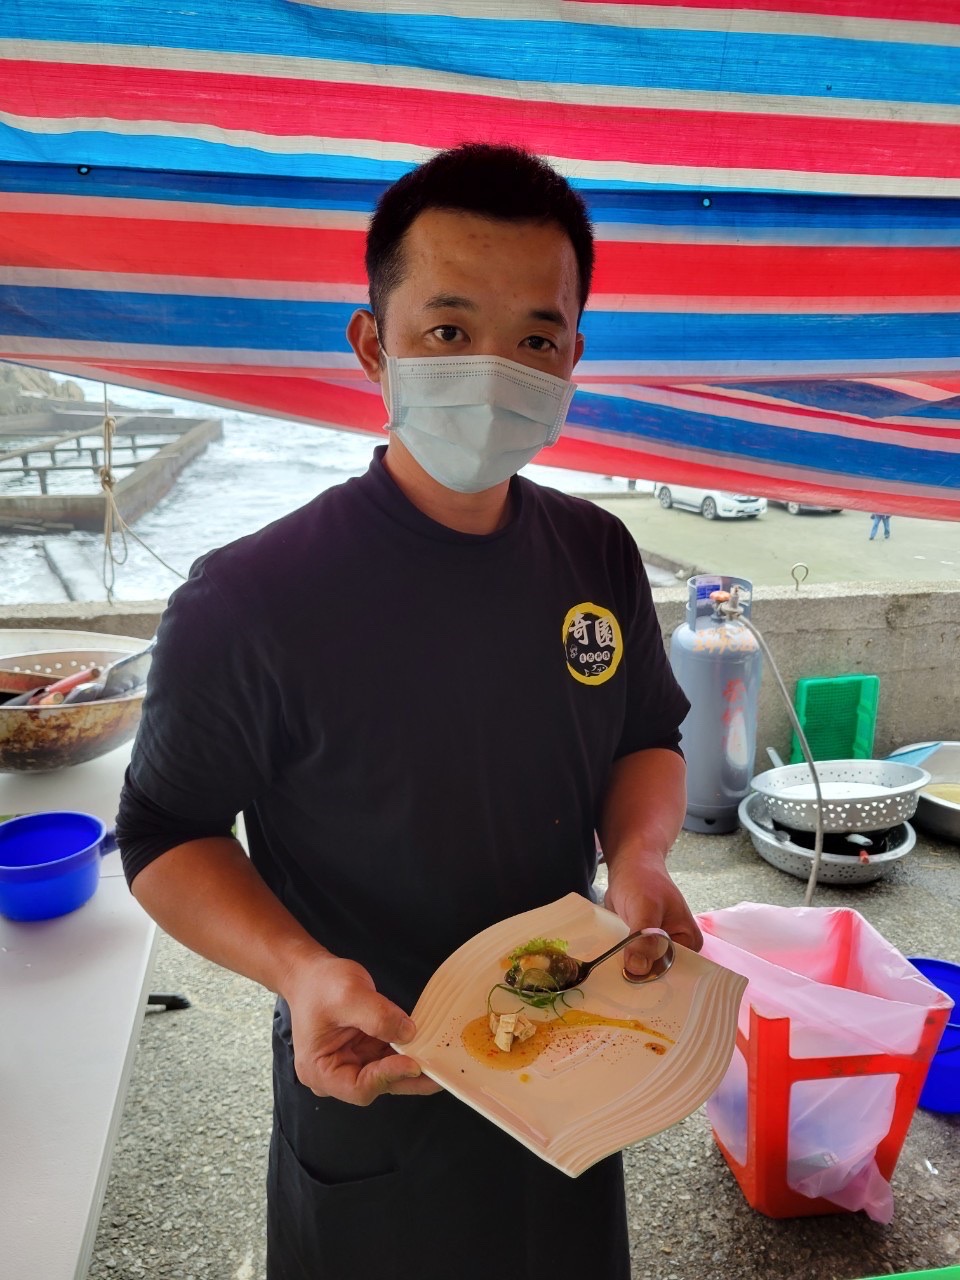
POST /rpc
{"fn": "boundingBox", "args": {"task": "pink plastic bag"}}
[697,902,953,1223]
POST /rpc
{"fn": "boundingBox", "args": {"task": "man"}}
[117,143,702,1280]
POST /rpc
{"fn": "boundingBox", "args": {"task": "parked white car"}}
[653,483,766,520]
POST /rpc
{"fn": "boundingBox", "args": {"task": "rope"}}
[99,383,186,602]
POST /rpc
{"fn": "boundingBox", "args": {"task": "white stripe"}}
[586,295,960,315]
[5,39,960,125]
[1,267,368,303]
[582,381,960,452]
[0,337,359,367]
[4,344,959,384]
[0,191,369,228]
[289,0,960,48]
[562,424,957,502]
[4,111,959,198]
[858,376,959,400]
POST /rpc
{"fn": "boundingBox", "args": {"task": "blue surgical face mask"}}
[382,354,576,494]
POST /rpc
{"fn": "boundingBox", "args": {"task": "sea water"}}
[0,384,635,604]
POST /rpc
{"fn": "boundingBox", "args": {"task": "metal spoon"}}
[505,928,675,993]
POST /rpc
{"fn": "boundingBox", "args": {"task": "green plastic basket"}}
[789,674,880,763]
[858,1269,960,1280]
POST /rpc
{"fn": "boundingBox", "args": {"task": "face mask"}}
[383,354,576,494]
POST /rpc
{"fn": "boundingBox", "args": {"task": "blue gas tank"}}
[670,575,762,834]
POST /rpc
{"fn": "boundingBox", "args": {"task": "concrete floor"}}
[88,825,960,1280]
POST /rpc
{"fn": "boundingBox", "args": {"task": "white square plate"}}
[394,893,747,1176]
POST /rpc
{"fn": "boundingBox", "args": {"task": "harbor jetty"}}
[0,403,222,533]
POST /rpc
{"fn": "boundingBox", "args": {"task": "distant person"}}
[869,512,892,540]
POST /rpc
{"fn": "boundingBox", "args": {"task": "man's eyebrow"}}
[421,296,568,330]
[529,308,568,330]
[422,293,477,312]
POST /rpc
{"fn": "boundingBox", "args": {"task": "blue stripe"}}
[722,379,948,419]
[4,164,959,245]
[587,190,960,243]
[0,286,357,350]
[581,311,960,363]
[568,391,960,489]
[2,285,958,364]
[0,125,413,183]
[1,2,959,106]
[0,162,391,212]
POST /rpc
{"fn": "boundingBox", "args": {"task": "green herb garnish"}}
[507,936,567,965]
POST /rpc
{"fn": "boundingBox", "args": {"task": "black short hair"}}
[365,143,594,326]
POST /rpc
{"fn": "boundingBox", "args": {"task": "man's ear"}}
[347,309,383,383]
[573,331,585,369]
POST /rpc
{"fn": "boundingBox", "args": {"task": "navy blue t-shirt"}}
[117,448,689,1011]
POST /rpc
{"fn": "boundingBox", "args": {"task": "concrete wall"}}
[2,580,957,764]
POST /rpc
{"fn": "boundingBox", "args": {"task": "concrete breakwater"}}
[0,407,222,534]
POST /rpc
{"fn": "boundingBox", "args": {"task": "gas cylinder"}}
[670,575,763,834]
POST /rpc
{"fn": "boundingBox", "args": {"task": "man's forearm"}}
[130,837,326,999]
[597,747,687,871]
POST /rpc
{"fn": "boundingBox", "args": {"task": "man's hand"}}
[604,856,703,978]
[282,951,443,1106]
[597,747,701,977]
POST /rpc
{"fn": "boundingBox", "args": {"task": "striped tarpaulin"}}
[1,1,958,516]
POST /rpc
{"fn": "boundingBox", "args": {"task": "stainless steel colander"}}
[749,759,931,833]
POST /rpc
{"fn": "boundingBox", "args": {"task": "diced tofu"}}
[513,1011,536,1043]
[518,954,552,973]
[493,1011,519,1052]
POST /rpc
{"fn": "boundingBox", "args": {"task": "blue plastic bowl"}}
[0,811,117,922]
[908,956,960,1114]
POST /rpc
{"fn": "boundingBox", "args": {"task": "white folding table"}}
[0,743,157,1280]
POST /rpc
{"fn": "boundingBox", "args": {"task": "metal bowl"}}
[739,791,915,885]
[888,742,960,844]
[0,631,147,773]
[749,759,930,833]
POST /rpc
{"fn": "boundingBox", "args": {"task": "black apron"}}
[266,1001,630,1280]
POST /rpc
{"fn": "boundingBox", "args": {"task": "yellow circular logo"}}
[562,602,623,685]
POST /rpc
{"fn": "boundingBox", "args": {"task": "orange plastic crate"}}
[712,1001,949,1218]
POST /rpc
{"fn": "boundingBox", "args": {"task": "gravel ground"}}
[89,826,960,1280]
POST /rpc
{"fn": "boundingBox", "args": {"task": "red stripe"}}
[2,209,958,299]
[591,243,960,297]
[20,357,960,517]
[0,211,366,282]
[3,59,960,180]
[569,0,960,24]
[94,365,388,432]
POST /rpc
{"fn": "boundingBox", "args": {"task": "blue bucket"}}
[909,956,960,1114]
[0,811,117,922]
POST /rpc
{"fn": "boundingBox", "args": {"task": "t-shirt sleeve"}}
[116,556,288,887]
[614,536,690,760]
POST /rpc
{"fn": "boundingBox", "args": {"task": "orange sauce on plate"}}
[461,1010,674,1071]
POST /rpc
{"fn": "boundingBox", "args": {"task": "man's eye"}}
[433,326,462,342]
[524,336,557,352]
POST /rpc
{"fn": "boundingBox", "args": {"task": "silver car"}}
[653,483,766,520]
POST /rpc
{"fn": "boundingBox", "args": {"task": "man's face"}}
[354,208,585,387]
